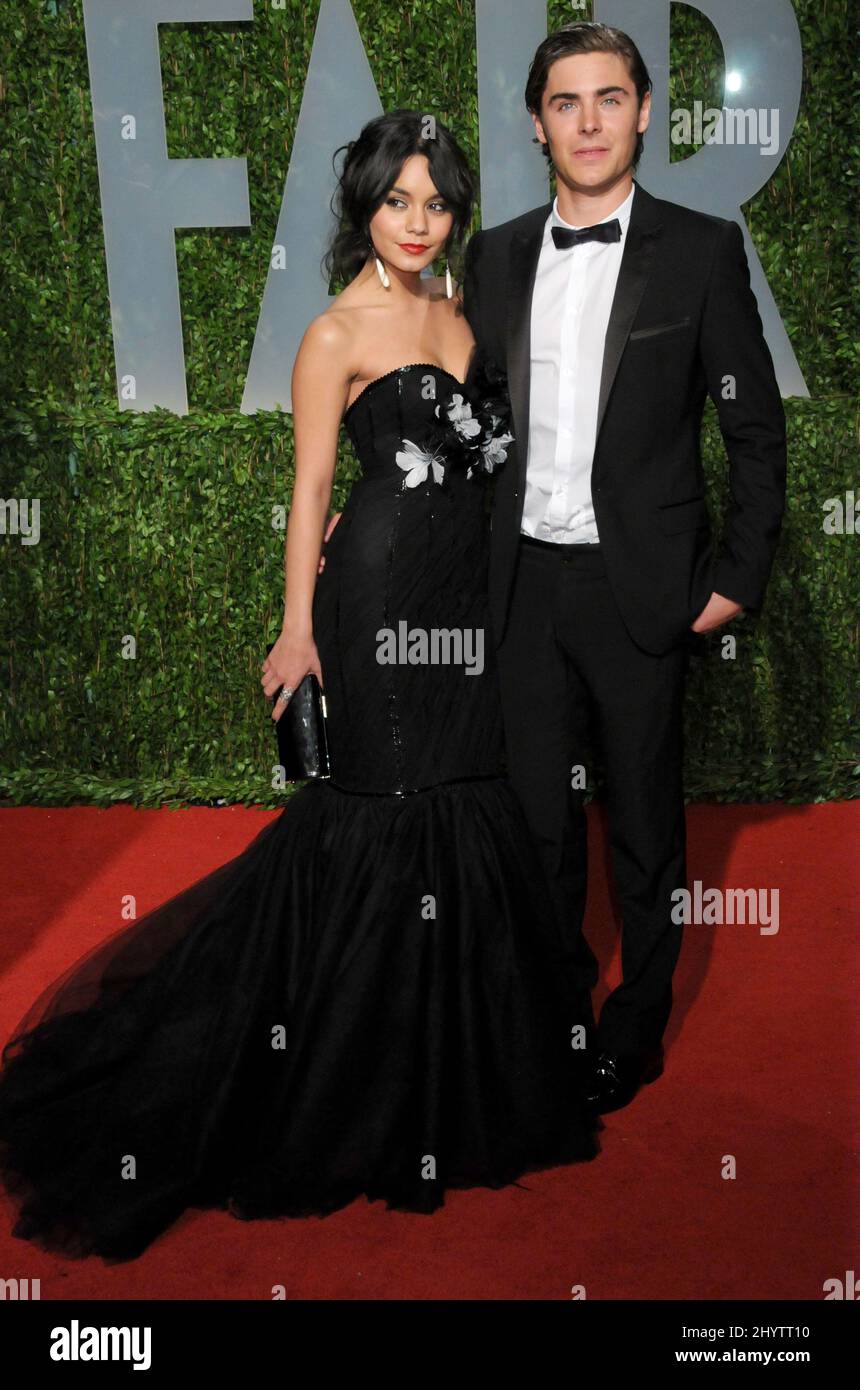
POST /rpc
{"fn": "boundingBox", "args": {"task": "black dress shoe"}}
[583,1046,664,1114]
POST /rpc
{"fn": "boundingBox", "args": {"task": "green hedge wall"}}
[1,0,857,806]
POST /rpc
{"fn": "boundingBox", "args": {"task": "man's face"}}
[532,50,651,197]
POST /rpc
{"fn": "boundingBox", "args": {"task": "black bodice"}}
[312,361,507,794]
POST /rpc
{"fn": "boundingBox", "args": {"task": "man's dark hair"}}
[524,21,652,169]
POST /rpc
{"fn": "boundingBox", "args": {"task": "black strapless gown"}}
[0,359,598,1261]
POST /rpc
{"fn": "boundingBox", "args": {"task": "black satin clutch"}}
[265,642,331,781]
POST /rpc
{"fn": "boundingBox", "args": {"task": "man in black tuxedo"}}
[464,21,786,1112]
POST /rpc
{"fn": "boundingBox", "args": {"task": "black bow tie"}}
[551,219,621,250]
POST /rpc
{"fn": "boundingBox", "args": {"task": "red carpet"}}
[0,800,856,1300]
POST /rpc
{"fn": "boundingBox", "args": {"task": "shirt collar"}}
[548,181,636,235]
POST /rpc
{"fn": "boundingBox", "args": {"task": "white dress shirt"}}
[521,183,636,544]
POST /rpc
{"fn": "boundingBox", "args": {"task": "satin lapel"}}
[595,183,663,444]
[505,204,551,496]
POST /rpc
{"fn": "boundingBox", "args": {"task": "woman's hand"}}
[317,511,342,575]
[261,627,323,723]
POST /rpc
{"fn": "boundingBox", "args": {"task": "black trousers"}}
[496,536,689,1059]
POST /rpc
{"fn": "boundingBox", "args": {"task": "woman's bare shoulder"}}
[311,280,383,341]
[296,302,362,375]
[290,316,359,422]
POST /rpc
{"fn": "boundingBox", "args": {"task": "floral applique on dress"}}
[394,352,514,490]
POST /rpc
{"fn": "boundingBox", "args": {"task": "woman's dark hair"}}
[524,21,652,169]
[323,110,475,288]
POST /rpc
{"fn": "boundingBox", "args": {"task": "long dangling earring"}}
[368,235,390,289]
[445,258,453,299]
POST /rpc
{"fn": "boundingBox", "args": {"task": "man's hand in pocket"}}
[690,592,743,633]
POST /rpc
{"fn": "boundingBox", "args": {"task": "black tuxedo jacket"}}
[463,180,787,655]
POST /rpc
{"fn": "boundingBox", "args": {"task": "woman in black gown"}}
[0,111,599,1262]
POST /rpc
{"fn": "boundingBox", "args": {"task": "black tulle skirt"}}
[0,777,598,1261]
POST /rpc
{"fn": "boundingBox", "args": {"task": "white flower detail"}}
[473,431,514,477]
[483,430,513,464]
[395,438,445,488]
[437,393,481,439]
